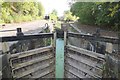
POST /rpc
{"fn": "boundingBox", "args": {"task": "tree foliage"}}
[49,9,58,21]
[64,10,79,21]
[70,2,120,31]
[71,2,96,24]
[0,2,45,23]
[95,2,120,31]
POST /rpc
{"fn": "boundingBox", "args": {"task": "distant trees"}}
[49,9,58,21]
[0,2,45,23]
[70,2,120,31]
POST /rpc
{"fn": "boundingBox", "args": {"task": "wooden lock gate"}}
[64,31,119,79]
[0,27,56,79]
[0,26,119,79]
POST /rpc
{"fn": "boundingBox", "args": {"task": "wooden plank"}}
[13,61,54,78]
[67,45,105,60]
[0,71,2,80]
[32,69,54,78]
[65,56,102,77]
[65,65,88,78]
[13,57,54,72]
[64,70,79,78]
[10,46,53,59]
[31,66,54,78]
[12,54,53,70]
[14,61,54,78]
[0,55,2,71]
[66,52,103,69]
[42,71,55,78]
[65,61,102,78]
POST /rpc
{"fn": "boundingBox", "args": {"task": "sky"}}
[38,0,70,16]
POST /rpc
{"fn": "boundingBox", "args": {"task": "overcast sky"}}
[38,0,70,16]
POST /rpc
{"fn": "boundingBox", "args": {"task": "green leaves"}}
[63,10,79,21]
[71,2,96,25]
[49,10,58,21]
[70,2,120,31]
[1,2,45,23]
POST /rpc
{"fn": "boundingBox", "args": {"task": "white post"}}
[1,42,9,53]
[64,31,67,46]
[106,43,113,53]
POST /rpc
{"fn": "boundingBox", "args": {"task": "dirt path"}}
[0,20,53,37]
[71,22,118,38]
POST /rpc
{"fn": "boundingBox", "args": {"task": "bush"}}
[0,19,4,24]
[22,15,33,22]
[13,15,33,23]
[64,10,79,22]
[13,15,22,23]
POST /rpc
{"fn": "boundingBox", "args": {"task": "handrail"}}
[0,33,53,42]
[68,32,119,44]
[0,29,16,32]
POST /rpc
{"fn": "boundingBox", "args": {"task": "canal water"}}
[55,38,64,78]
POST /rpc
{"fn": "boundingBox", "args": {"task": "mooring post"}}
[62,23,68,78]
[118,32,120,54]
[64,31,67,46]
[93,28,101,52]
[62,23,68,46]
[53,31,56,48]
[117,32,120,79]
[16,28,24,36]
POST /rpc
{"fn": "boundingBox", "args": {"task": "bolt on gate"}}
[0,27,56,79]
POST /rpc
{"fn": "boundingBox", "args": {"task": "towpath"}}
[0,20,53,37]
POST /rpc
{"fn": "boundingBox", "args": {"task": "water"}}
[55,38,64,78]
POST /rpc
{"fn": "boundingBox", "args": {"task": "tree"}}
[49,9,58,21]
[37,2,45,18]
[70,2,96,25]
[64,10,79,22]
[52,9,58,15]
[1,2,45,23]
[95,2,120,31]
[70,2,120,31]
